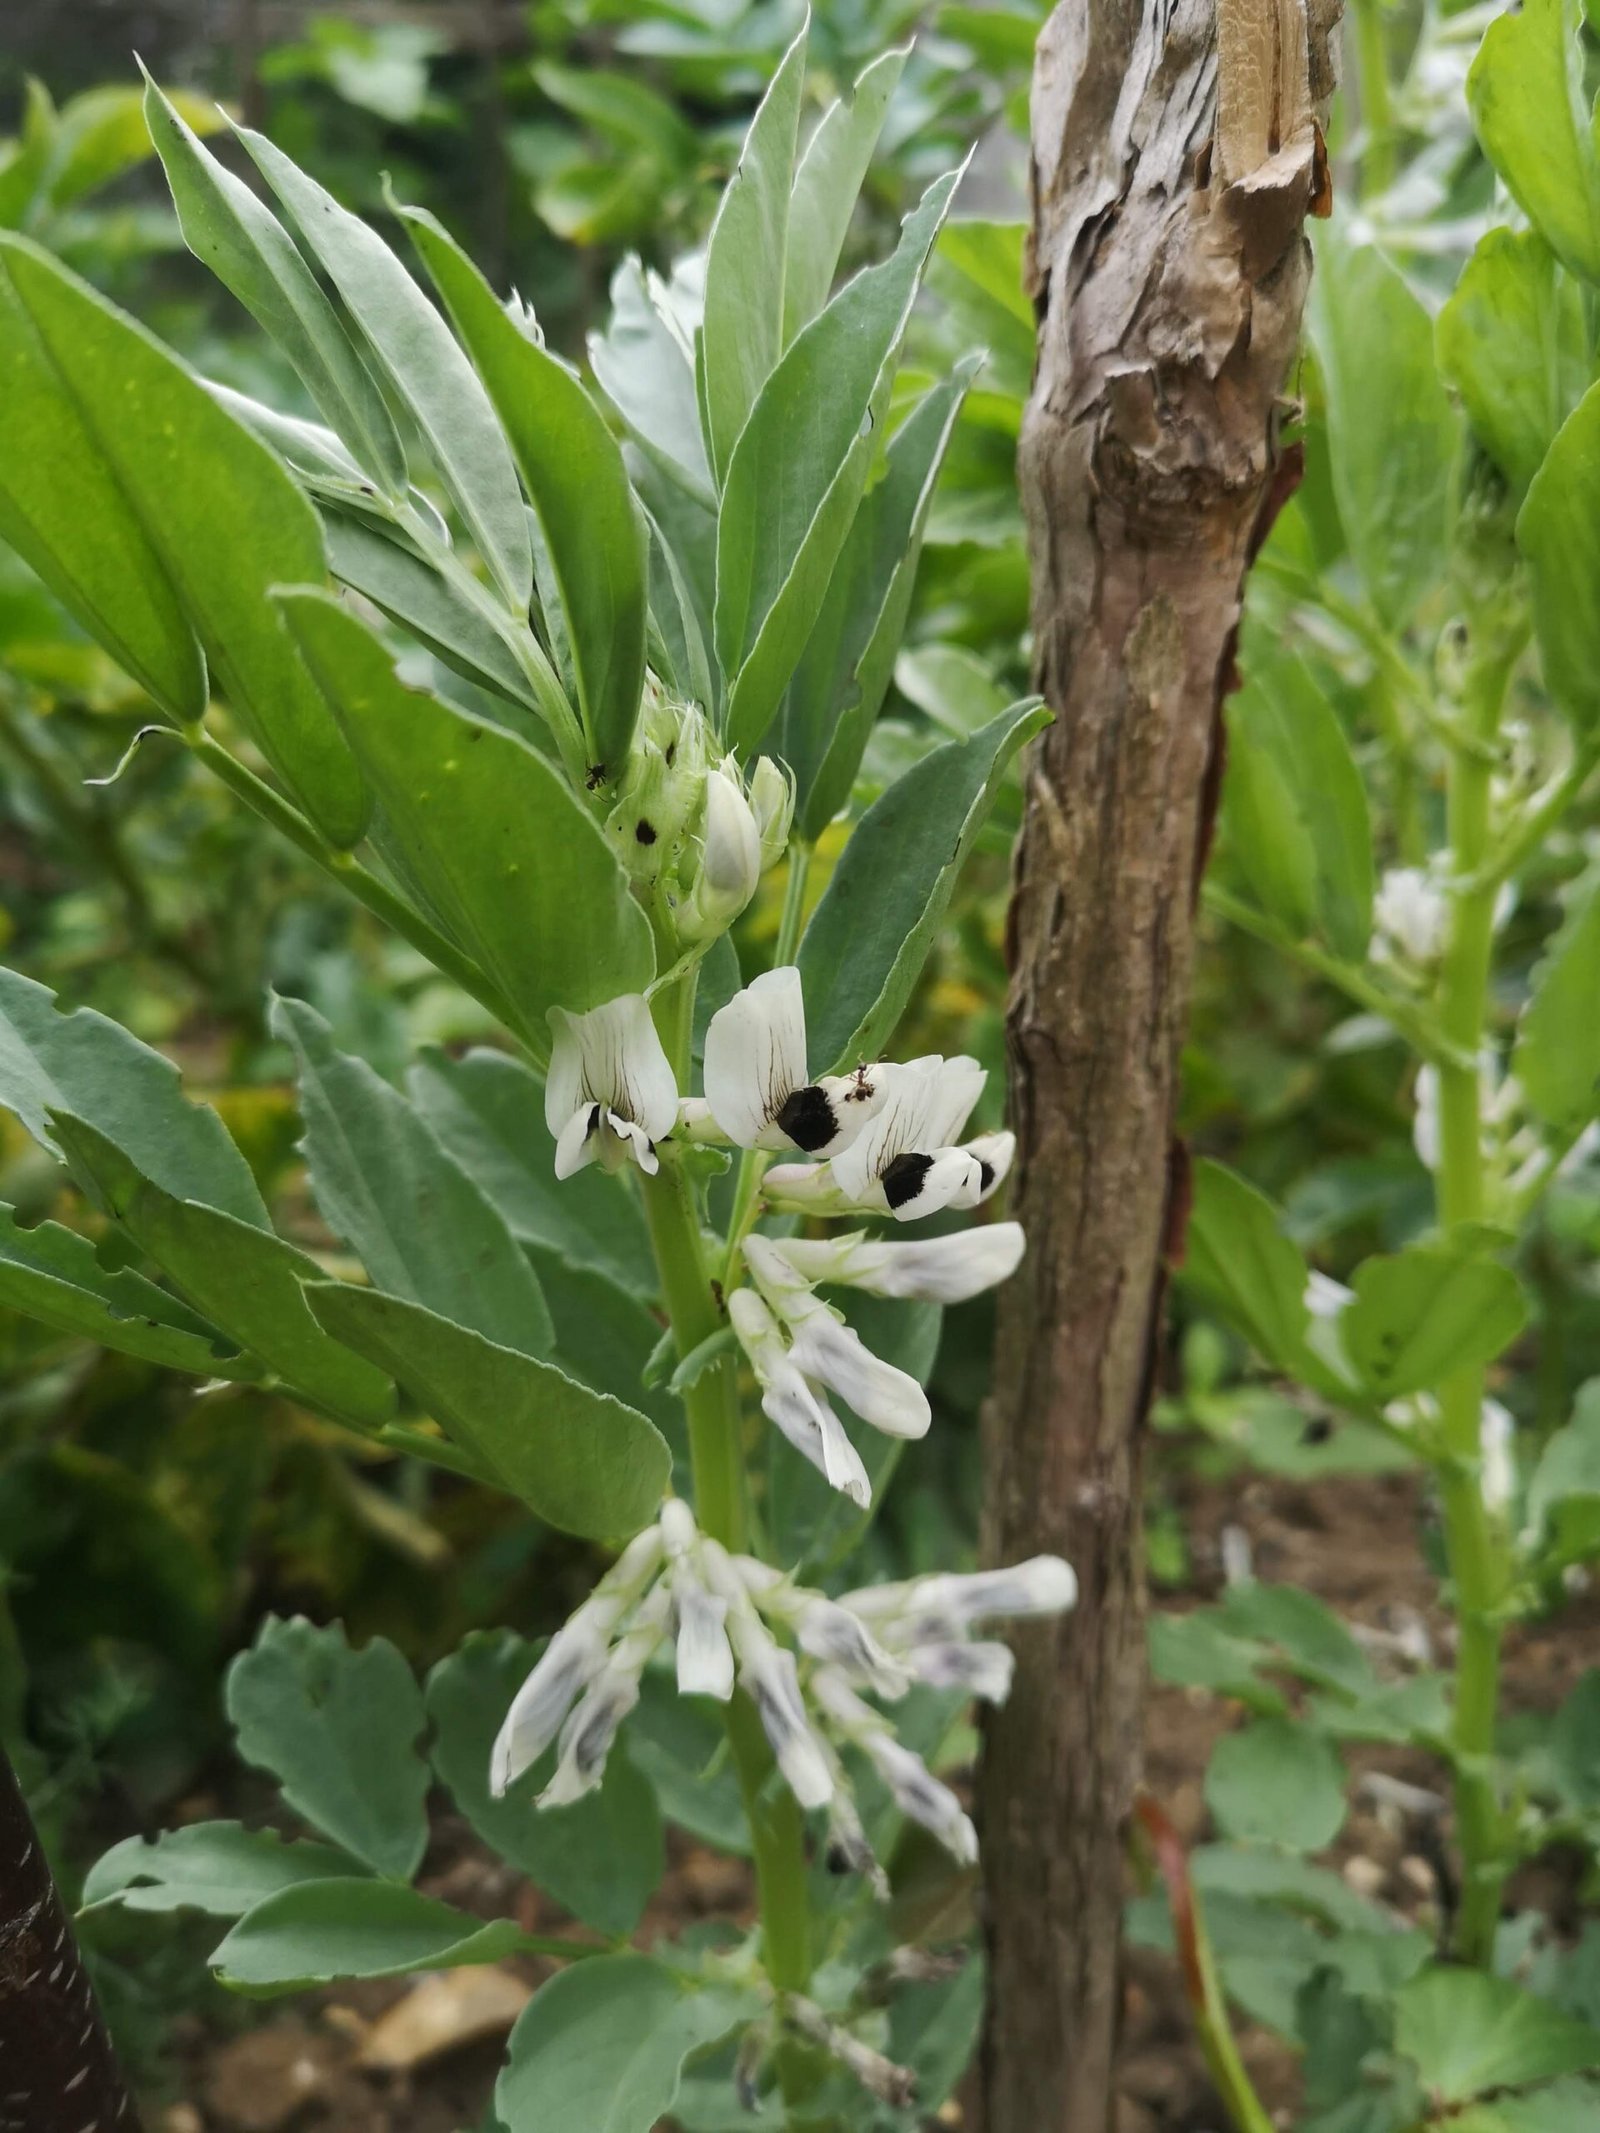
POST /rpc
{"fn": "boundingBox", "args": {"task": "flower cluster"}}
[492,1499,1075,1876]
[543,964,1020,1498]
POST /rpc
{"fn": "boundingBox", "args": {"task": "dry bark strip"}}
[0,1745,141,2133]
[977,2,1340,2127]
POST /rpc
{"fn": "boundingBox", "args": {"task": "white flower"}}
[680,756,762,940]
[744,1234,932,1440]
[703,966,884,1156]
[842,1555,1077,1644]
[766,1056,1014,1222]
[660,1496,734,1701]
[704,1550,835,1810]
[545,994,679,1180]
[1375,865,1450,968]
[770,1224,1026,1305]
[728,1287,874,1506]
[748,756,795,869]
[812,1670,977,1866]
[542,1586,670,1806]
[1480,1397,1516,1515]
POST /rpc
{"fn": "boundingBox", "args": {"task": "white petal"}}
[811,1067,888,1155]
[828,1062,938,1203]
[490,1619,607,1795]
[787,1312,931,1438]
[964,1130,1014,1203]
[762,1160,850,1214]
[538,1672,638,1807]
[704,966,808,1149]
[605,1110,661,1176]
[902,1640,1016,1702]
[728,1615,833,1810]
[884,1147,983,1222]
[803,1224,1025,1304]
[922,1056,986,1149]
[761,1365,873,1507]
[553,1102,604,1181]
[545,1008,587,1140]
[795,1598,910,1697]
[606,995,680,1140]
[673,1576,735,1701]
[863,1734,978,1864]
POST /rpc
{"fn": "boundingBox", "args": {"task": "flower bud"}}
[680,756,761,941]
[605,700,709,884]
[748,755,795,869]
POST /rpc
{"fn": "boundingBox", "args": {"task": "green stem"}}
[1434,648,1513,1966]
[1469,739,1600,894]
[189,733,530,1045]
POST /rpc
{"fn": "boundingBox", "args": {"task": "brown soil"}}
[137,1463,1597,2133]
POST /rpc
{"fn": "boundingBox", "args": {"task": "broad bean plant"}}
[1138,1,1600,2124]
[0,27,1070,2131]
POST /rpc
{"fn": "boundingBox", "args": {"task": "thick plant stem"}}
[1435,649,1513,1965]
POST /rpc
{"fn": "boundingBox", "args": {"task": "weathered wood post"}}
[978,2,1339,2126]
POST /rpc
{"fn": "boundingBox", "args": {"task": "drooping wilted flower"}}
[545,993,678,1179]
[702,966,884,1155]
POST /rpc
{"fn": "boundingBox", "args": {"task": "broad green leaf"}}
[1148,1612,1282,1712]
[0,80,54,229]
[1309,226,1458,629]
[143,75,406,493]
[496,1954,758,2133]
[0,253,205,720]
[1342,1244,1527,1400]
[83,1823,360,1919]
[590,258,714,510]
[0,234,366,847]
[1515,867,1600,1131]
[699,20,808,484]
[405,1046,654,1295]
[1204,1718,1347,1851]
[0,965,266,1224]
[1526,1383,1600,1565]
[896,643,1011,736]
[271,996,554,1357]
[402,207,648,776]
[1225,649,1373,959]
[237,125,532,614]
[1550,1671,1600,1812]
[1520,382,1600,731]
[798,697,1048,1072]
[1190,1843,1400,1937]
[716,169,960,751]
[321,515,536,713]
[1454,2080,1600,2133]
[226,1616,429,1880]
[278,592,653,1062]
[1216,1581,1377,1697]
[783,47,907,341]
[1182,1161,1354,1402]
[0,1204,250,1378]
[1468,0,1600,286]
[1436,230,1587,497]
[426,1632,663,1937]
[212,1880,523,1994]
[1394,1967,1600,2102]
[644,504,716,712]
[528,1250,682,1456]
[304,1282,671,1540]
[51,1116,394,1427]
[787,360,978,838]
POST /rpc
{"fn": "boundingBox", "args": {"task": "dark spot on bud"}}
[978,1158,996,1194]
[665,740,676,765]
[882,1151,934,1210]
[777,1084,838,1153]
[635,819,658,845]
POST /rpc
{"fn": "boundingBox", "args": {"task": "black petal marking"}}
[585,1103,603,1140]
[978,1158,996,1194]
[635,819,658,845]
[882,1152,935,1210]
[776,1083,839,1153]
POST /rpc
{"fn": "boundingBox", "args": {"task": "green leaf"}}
[236,125,532,615]
[787,360,978,838]
[39,82,224,213]
[1204,1718,1347,1851]
[212,1879,524,1994]
[1342,1244,1528,1400]
[1216,1582,1377,1697]
[1308,225,1458,629]
[1527,1383,1600,1561]
[405,1046,654,1295]
[0,965,267,1224]
[226,1616,430,1880]
[1183,1161,1355,1401]
[426,1632,663,1938]
[627,1669,749,1852]
[1515,868,1600,1132]
[699,19,808,485]
[1191,1844,1399,1937]
[401,206,648,776]
[798,697,1049,1073]
[927,219,1036,401]
[0,251,205,720]
[715,168,960,750]
[0,233,366,848]
[1148,1612,1282,1712]
[528,1251,681,1459]
[1454,2080,1600,2133]
[782,46,907,341]
[1394,1967,1600,2102]
[1468,0,1600,287]
[590,258,714,511]
[1436,230,1587,497]
[142,75,406,493]
[496,1954,758,2133]
[0,1203,250,1377]
[321,514,536,713]
[271,995,553,1358]
[1550,1671,1600,1812]
[1519,382,1600,731]
[304,1282,671,1540]
[82,1823,360,1919]
[278,591,653,1063]
[50,1116,394,1427]
[1224,648,1373,960]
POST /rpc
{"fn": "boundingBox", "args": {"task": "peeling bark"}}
[0,1746,140,2133]
[977,3,1339,2128]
